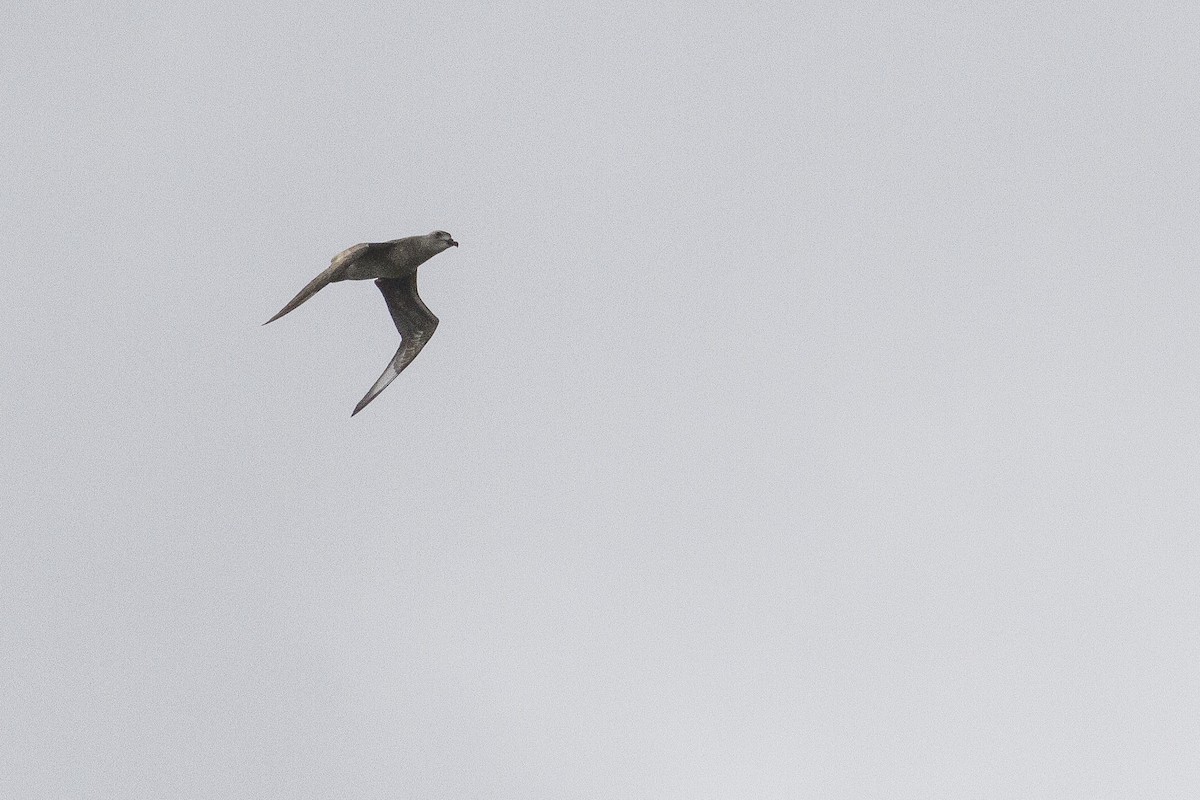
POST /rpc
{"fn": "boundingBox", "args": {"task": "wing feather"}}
[263,243,372,325]
[350,275,439,416]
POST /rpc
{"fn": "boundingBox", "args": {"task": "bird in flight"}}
[264,230,459,416]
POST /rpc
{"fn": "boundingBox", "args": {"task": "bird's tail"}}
[263,263,346,325]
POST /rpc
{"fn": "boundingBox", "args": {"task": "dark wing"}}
[351,275,440,416]
[263,243,371,325]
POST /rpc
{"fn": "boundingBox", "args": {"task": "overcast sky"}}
[3,1,1199,797]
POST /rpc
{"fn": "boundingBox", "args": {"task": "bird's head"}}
[430,230,458,249]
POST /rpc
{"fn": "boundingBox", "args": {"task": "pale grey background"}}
[2,1,1198,797]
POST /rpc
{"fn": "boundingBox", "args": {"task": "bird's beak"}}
[449,239,459,247]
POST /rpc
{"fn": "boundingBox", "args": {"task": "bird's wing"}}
[330,242,372,269]
[351,275,440,416]
[263,243,372,325]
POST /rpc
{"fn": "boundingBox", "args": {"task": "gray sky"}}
[3,1,1198,797]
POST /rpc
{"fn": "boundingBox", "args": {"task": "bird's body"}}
[264,230,458,415]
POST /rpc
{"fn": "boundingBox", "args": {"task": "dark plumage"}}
[264,230,458,415]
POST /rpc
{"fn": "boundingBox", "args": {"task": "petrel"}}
[264,230,459,416]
